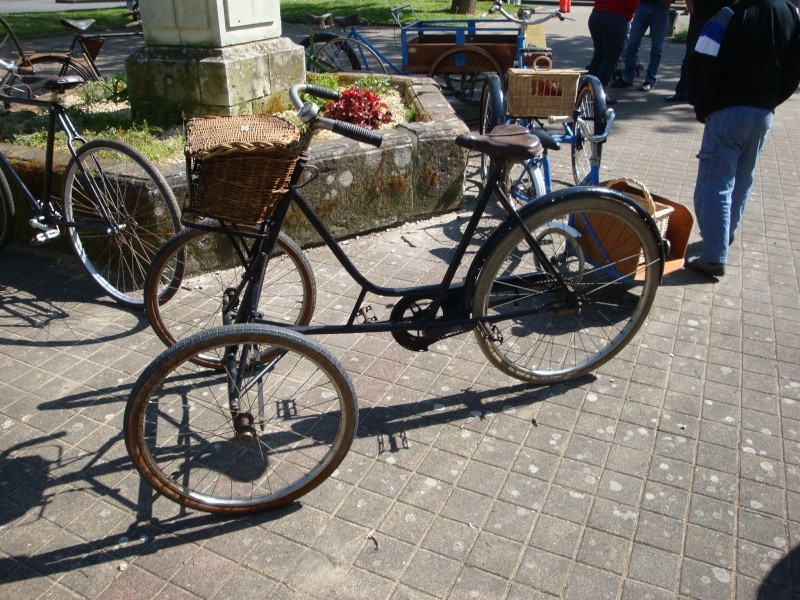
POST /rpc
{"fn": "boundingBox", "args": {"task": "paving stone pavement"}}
[2,5,800,600]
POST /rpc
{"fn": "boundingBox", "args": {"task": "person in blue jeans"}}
[615,0,672,91]
[685,0,800,279]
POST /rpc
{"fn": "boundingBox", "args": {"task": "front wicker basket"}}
[184,115,304,225]
[506,68,583,118]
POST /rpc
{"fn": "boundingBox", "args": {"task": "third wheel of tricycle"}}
[428,46,504,107]
[571,75,608,186]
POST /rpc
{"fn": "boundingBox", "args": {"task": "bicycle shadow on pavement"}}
[0,244,151,344]
[0,429,301,587]
[356,374,594,443]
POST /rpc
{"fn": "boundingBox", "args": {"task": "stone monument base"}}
[125,37,304,125]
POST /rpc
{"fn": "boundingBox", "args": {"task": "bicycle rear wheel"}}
[125,324,358,514]
[571,75,608,186]
[145,226,317,368]
[0,168,14,251]
[62,139,181,308]
[313,38,387,73]
[473,193,661,383]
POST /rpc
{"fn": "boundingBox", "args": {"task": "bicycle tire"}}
[427,46,504,107]
[124,323,358,514]
[62,139,181,309]
[313,38,388,74]
[473,192,661,383]
[299,32,342,73]
[145,226,317,368]
[0,167,14,251]
[479,72,505,189]
[571,75,608,186]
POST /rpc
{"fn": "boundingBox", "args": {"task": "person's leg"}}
[672,14,703,98]
[586,11,605,76]
[694,107,765,265]
[729,107,773,240]
[622,7,649,83]
[595,13,630,87]
[643,6,670,85]
[693,110,738,264]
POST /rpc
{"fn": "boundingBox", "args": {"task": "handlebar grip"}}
[330,120,383,147]
[304,84,340,102]
[289,83,340,109]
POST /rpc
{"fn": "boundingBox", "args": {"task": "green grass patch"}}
[0,78,184,164]
[280,1,500,25]
[672,25,688,43]
[1,9,132,37]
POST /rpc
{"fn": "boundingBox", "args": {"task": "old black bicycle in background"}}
[0,61,180,308]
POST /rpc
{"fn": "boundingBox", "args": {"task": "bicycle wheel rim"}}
[63,140,180,308]
[145,227,316,368]
[473,194,660,383]
[125,324,358,514]
[571,76,607,186]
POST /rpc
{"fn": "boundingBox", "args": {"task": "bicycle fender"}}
[462,186,666,314]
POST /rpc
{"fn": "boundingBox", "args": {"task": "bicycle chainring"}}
[390,296,441,352]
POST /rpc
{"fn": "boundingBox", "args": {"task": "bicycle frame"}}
[65,29,142,80]
[0,90,121,235]
[508,109,616,199]
[225,156,580,344]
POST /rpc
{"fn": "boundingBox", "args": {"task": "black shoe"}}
[610,79,633,89]
[664,94,688,103]
[729,235,735,246]
[685,257,725,279]
[605,96,618,105]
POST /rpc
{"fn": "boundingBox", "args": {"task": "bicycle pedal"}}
[478,322,503,343]
[31,228,60,245]
[359,306,377,323]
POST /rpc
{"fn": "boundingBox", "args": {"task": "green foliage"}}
[673,25,689,43]
[352,74,392,96]
[280,0,497,25]
[1,9,132,37]
[76,76,128,104]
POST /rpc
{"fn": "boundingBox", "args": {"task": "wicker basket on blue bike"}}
[184,115,306,225]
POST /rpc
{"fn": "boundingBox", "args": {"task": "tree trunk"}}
[451,0,478,15]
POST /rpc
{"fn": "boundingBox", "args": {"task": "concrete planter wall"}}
[5,75,468,251]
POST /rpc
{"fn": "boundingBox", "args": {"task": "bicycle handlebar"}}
[289,83,384,147]
[484,1,567,25]
[548,108,616,144]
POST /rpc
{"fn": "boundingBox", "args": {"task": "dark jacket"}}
[688,0,800,123]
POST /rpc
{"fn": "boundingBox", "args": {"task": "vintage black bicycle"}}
[126,82,667,513]
[0,62,180,307]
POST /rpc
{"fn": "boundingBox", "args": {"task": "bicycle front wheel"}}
[479,72,505,189]
[125,324,358,514]
[0,167,14,251]
[473,193,661,383]
[571,75,608,186]
[145,226,317,368]
[62,139,181,309]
